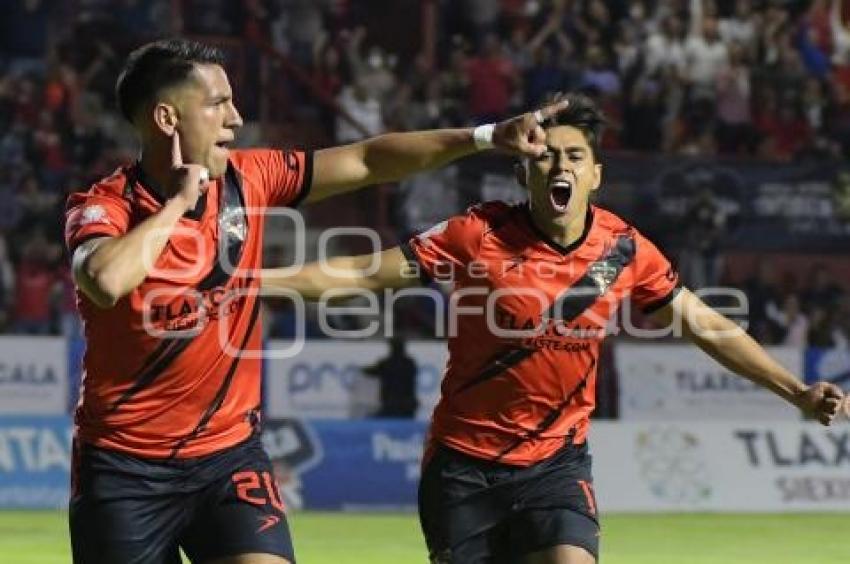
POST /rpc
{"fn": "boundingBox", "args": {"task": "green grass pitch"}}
[0,510,847,563]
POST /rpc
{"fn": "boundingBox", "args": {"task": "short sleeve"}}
[630,231,682,313]
[64,190,131,253]
[401,205,489,284]
[232,148,313,208]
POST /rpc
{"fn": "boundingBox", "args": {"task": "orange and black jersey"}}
[403,202,681,466]
[64,149,312,459]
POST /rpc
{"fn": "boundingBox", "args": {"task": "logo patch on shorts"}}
[80,205,111,226]
[257,514,280,533]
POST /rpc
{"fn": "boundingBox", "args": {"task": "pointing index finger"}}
[537,98,570,121]
[171,130,183,167]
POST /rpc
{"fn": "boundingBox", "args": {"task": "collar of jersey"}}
[519,203,600,260]
[129,162,208,221]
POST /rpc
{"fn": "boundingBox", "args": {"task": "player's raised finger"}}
[536,98,570,122]
[171,130,183,168]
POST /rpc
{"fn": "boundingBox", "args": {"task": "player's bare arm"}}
[72,132,208,308]
[261,246,415,300]
[307,98,570,203]
[652,288,844,425]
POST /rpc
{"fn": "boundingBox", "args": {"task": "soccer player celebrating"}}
[262,93,845,564]
[64,38,568,564]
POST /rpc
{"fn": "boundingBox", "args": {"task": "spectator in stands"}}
[808,306,848,348]
[438,38,471,127]
[11,229,58,335]
[32,109,69,190]
[17,172,57,232]
[826,80,850,155]
[0,168,22,232]
[715,42,756,155]
[0,235,13,332]
[465,32,517,122]
[362,337,419,418]
[335,74,384,143]
[719,0,759,57]
[680,188,726,289]
[801,263,843,312]
[311,36,344,138]
[183,0,238,37]
[622,71,665,152]
[684,3,728,101]
[768,293,809,348]
[335,27,394,143]
[461,0,503,47]
[582,44,621,97]
[743,259,784,344]
[644,15,687,78]
[755,92,813,161]
[0,0,50,76]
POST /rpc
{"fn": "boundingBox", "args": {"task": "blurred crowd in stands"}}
[0,0,848,348]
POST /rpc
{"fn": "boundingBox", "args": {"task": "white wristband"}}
[472,123,496,150]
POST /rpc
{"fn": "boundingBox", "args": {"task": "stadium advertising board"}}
[591,422,850,512]
[0,337,68,415]
[0,416,72,508]
[616,344,801,420]
[1,417,847,511]
[289,419,425,510]
[265,341,446,419]
[805,348,850,393]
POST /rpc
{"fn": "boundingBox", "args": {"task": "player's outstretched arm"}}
[261,246,418,301]
[306,99,570,204]
[651,288,844,425]
[72,133,208,308]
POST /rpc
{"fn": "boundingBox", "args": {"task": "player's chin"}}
[208,151,230,179]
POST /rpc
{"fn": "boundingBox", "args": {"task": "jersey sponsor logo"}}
[79,205,110,226]
[146,275,254,332]
[220,205,247,242]
[494,306,607,342]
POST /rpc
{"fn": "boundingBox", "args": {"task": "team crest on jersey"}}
[219,206,247,242]
[587,261,618,293]
[79,205,110,226]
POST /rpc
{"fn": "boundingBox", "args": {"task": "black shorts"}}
[69,433,294,564]
[419,441,599,564]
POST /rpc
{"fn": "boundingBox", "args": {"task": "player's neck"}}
[530,206,590,250]
[138,150,178,200]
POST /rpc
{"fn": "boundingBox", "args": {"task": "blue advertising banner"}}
[0,416,73,508]
[0,416,427,511]
[804,348,850,390]
[261,418,426,511]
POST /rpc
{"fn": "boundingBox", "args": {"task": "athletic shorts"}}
[419,441,599,563]
[69,433,294,564]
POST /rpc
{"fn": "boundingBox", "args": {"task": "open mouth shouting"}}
[549,177,573,213]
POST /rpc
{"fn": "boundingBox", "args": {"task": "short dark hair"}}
[541,92,606,161]
[115,38,225,123]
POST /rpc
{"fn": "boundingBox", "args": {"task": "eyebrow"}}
[545,145,587,153]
